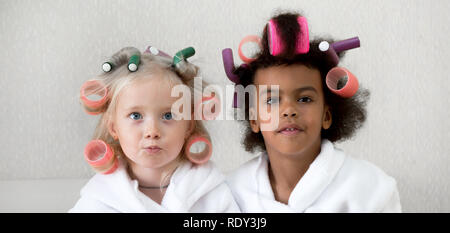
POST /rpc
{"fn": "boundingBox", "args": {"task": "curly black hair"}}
[234,12,370,153]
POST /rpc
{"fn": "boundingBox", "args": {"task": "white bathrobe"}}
[70,160,239,213]
[227,140,401,213]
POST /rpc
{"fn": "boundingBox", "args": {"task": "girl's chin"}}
[269,141,309,156]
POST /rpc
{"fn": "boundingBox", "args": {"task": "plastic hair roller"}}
[222,48,248,108]
[102,60,115,73]
[326,67,359,98]
[173,47,195,67]
[185,135,212,165]
[128,53,141,72]
[222,48,240,84]
[84,140,119,174]
[267,16,310,56]
[80,80,108,115]
[144,45,171,58]
[238,35,262,63]
[195,94,221,121]
[319,37,360,67]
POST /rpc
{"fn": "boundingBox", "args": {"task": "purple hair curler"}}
[319,37,360,67]
[332,37,360,53]
[222,48,243,108]
[144,45,171,58]
[222,48,240,84]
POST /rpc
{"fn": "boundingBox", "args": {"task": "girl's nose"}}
[282,110,297,118]
[144,121,161,139]
[281,104,298,118]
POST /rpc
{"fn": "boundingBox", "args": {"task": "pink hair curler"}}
[238,35,262,63]
[267,16,310,56]
[84,140,118,175]
[326,67,359,98]
[80,80,108,110]
[195,94,221,121]
[185,135,212,165]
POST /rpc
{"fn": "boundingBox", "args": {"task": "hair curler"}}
[238,35,262,63]
[326,67,359,98]
[80,80,108,113]
[173,47,195,67]
[144,45,171,58]
[184,135,212,165]
[102,60,115,73]
[84,140,119,174]
[128,53,141,72]
[319,37,360,67]
[267,16,310,56]
[222,48,240,84]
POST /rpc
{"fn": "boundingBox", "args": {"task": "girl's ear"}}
[322,105,332,130]
[107,117,118,140]
[249,108,260,133]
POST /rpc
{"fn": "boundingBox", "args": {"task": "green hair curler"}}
[173,47,195,66]
[128,54,141,72]
[102,62,114,72]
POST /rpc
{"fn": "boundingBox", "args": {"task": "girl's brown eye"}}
[266,97,279,105]
[297,97,312,103]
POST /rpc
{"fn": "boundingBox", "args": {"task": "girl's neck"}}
[266,138,322,204]
[126,158,181,204]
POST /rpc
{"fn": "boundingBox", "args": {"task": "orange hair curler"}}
[184,135,212,165]
[84,140,118,175]
[80,80,108,112]
[326,67,359,98]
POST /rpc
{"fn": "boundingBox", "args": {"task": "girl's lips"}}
[277,123,303,136]
[279,128,302,136]
[144,146,162,154]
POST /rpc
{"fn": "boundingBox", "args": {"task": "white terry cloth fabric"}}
[69,160,239,213]
[227,140,401,213]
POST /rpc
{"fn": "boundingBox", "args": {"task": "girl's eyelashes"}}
[129,112,143,120]
[162,112,173,120]
[127,112,175,121]
[265,96,313,104]
[297,96,313,103]
[266,96,279,105]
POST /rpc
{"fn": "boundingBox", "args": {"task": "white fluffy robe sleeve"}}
[69,160,239,213]
[227,140,402,213]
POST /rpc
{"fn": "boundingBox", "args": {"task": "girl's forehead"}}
[117,75,183,109]
[254,64,322,92]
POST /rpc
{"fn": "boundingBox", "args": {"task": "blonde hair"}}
[81,47,210,185]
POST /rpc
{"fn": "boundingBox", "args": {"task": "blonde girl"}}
[70,46,239,213]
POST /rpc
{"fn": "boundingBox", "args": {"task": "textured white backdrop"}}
[0,0,449,212]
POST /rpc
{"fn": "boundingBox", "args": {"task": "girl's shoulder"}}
[325,144,401,212]
[225,152,267,191]
[338,150,398,190]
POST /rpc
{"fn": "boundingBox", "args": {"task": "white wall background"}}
[0,0,449,212]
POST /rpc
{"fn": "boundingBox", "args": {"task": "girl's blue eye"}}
[129,112,142,120]
[298,97,312,103]
[162,112,173,120]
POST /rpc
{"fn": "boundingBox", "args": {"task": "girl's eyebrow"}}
[293,86,318,94]
[123,105,145,111]
[123,104,172,112]
[260,86,317,96]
